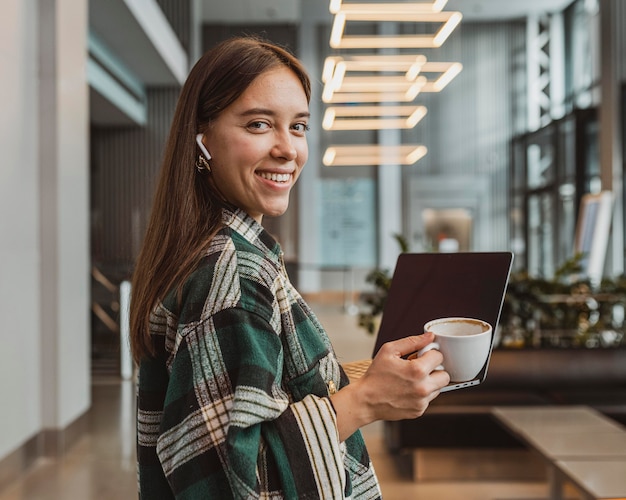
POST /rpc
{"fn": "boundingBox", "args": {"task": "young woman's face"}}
[203,66,310,223]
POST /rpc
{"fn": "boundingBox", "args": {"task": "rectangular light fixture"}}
[324,78,426,103]
[322,91,422,103]
[330,75,427,92]
[420,61,463,91]
[323,144,428,166]
[322,55,427,83]
[330,10,462,49]
[323,105,427,130]
[329,0,449,15]
[322,55,462,103]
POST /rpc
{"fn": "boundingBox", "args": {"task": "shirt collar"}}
[221,205,282,262]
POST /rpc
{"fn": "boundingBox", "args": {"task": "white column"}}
[0,0,42,460]
[599,0,624,277]
[526,15,541,131]
[377,142,403,271]
[190,0,203,63]
[549,12,566,120]
[377,23,403,272]
[39,0,91,432]
[297,4,322,293]
[119,281,133,380]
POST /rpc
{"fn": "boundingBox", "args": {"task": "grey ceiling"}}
[200,0,576,23]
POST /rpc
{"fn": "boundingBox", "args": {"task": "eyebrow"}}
[239,107,311,119]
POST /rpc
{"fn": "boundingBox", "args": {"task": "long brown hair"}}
[130,36,311,362]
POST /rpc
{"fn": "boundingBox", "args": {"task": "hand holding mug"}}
[352,333,450,421]
[417,317,492,383]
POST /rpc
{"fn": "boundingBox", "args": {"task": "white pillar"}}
[189,0,203,64]
[0,0,90,462]
[120,281,133,380]
[0,0,42,460]
[377,147,403,271]
[39,0,91,434]
[550,12,566,120]
[526,14,541,132]
[297,4,323,293]
[377,23,403,272]
[599,0,624,277]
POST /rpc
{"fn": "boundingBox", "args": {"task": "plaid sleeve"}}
[151,306,348,499]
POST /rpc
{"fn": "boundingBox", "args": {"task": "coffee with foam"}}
[420,317,492,382]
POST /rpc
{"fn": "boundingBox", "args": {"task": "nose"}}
[272,130,297,161]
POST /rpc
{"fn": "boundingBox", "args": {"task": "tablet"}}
[372,252,514,392]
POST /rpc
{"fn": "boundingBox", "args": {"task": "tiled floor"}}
[0,302,556,499]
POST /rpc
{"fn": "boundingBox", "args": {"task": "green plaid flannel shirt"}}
[137,207,382,499]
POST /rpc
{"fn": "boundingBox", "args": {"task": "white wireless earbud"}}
[196,133,212,160]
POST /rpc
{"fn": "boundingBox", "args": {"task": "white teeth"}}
[258,172,291,182]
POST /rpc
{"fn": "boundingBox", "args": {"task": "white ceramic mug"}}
[419,317,492,382]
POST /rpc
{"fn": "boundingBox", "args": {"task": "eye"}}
[248,121,270,132]
[292,122,310,134]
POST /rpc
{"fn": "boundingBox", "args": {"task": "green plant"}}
[358,246,626,348]
[499,253,626,348]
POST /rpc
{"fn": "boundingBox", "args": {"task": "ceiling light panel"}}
[323,104,428,130]
[323,144,428,166]
[330,10,462,49]
[321,56,462,102]
[329,0,448,15]
[322,55,427,82]
[419,61,463,91]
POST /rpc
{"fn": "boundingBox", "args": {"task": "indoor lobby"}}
[2,0,626,499]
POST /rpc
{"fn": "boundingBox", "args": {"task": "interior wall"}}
[91,88,180,274]
[90,0,192,275]
[0,0,91,464]
[0,0,42,460]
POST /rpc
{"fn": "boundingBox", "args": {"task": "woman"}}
[131,36,449,499]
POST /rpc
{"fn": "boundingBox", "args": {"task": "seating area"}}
[492,406,626,500]
[384,347,626,452]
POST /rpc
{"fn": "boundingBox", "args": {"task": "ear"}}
[196,133,212,160]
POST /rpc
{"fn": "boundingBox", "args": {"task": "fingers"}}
[429,366,451,391]
[377,332,435,359]
[375,334,446,377]
[413,350,445,375]
[404,350,448,387]
[357,338,451,423]
[374,340,449,391]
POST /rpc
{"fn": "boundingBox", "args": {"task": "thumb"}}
[384,332,435,359]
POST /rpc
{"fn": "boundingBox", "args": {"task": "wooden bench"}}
[383,348,626,454]
[492,406,626,499]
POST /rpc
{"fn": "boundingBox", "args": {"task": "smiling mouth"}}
[257,172,292,183]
